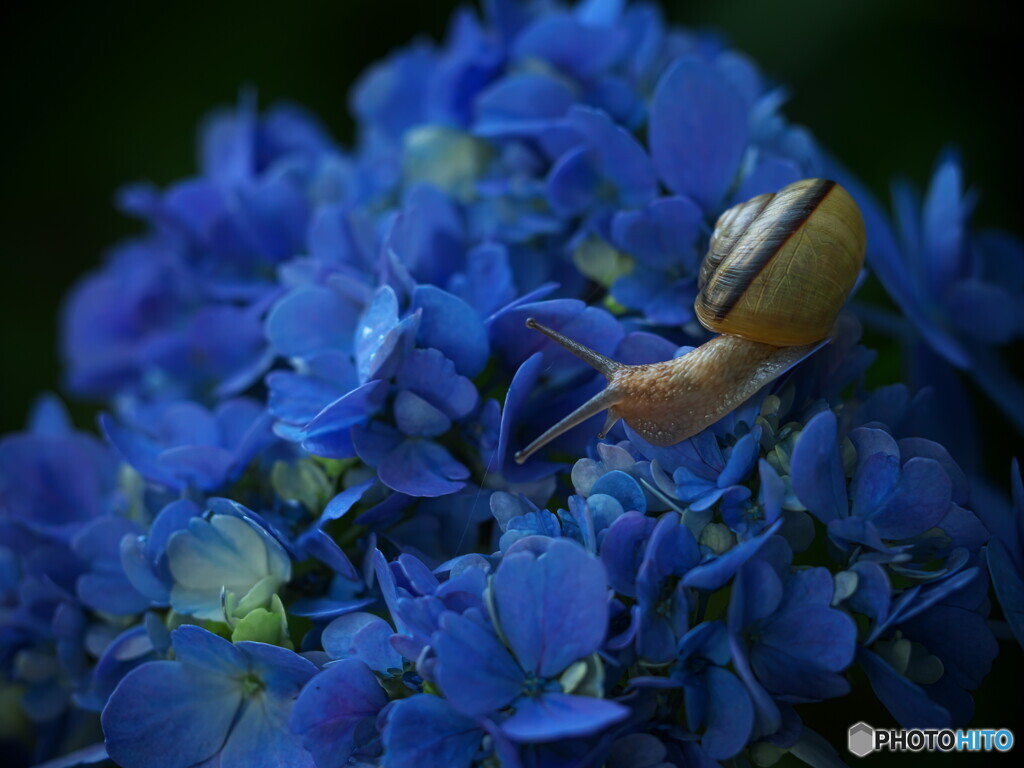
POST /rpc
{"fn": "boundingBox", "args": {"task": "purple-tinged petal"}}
[501,692,629,743]
[289,660,388,768]
[382,694,481,768]
[322,613,401,672]
[611,196,702,271]
[376,437,470,497]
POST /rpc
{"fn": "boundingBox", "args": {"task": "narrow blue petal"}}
[683,521,783,591]
[717,430,759,488]
[702,667,754,760]
[547,146,599,216]
[988,540,1024,648]
[858,648,950,729]
[790,411,847,523]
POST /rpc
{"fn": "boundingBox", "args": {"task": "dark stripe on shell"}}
[699,179,836,321]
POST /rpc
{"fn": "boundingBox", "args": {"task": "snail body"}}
[513,179,866,464]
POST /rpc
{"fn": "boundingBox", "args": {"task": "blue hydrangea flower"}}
[101,398,275,493]
[165,503,291,622]
[432,538,628,742]
[103,625,318,768]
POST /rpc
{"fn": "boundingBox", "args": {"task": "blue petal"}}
[394,390,453,438]
[321,613,402,672]
[600,513,656,598]
[702,666,754,760]
[847,561,891,625]
[411,285,489,378]
[790,411,847,523]
[512,12,625,80]
[102,661,241,768]
[300,381,389,459]
[870,457,951,540]
[376,436,470,497]
[717,430,760,488]
[474,74,575,137]
[382,694,482,768]
[611,195,703,270]
[289,660,387,768]
[449,242,516,318]
[266,286,357,359]
[759,605,856,672]
[433,611,523,717]
[590,470,646,514]
[396,348,479,420]
[683,521,783,591]
[493,539,608,678]
[988,540,1024,648]
[547,146,600,216]
[858,648,950,729]
[648,57,748,210]
[501,691,629,742]
[850,452,899,520]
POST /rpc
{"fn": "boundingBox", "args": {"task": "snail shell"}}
[696,178,865,345]
[513,178,866,464]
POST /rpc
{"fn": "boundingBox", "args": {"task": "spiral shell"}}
[695,178,866,346]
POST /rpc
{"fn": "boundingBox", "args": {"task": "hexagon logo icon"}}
[848,722,875,757]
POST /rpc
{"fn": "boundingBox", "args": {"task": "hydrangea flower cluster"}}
[2,2,1022,767]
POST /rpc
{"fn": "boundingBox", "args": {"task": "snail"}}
[513,178,866,464]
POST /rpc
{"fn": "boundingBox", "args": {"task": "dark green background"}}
[1,1,1020,765]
